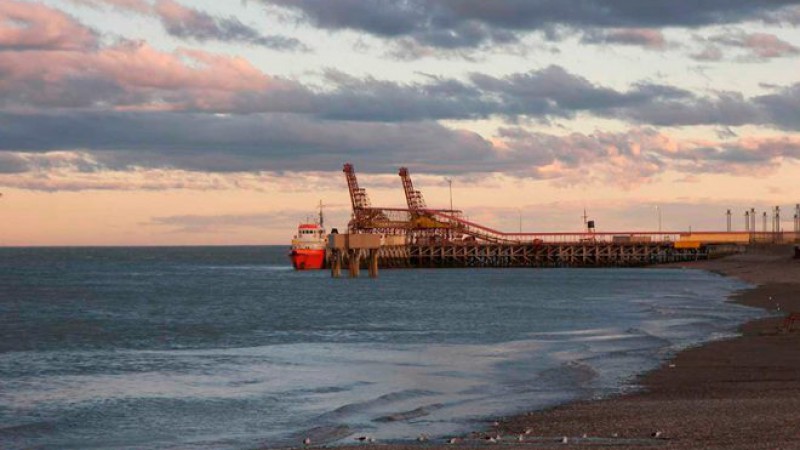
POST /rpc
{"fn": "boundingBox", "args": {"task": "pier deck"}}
[337,241,726,271]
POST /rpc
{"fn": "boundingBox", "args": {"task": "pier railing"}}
[427,210,685,244]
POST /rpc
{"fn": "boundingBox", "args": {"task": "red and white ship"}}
[289,203,327,270]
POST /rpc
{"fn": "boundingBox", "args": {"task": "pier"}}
[329,164,799,277]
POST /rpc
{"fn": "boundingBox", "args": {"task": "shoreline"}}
[342,245,800,450]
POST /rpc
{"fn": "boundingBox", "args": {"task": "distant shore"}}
[343,245,800,450]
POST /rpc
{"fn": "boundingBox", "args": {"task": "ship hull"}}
[289,248,326,270]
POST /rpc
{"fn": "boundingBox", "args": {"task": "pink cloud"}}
[497,127,800,186]
[582,28,667,50]
[708,31,799,60]
[0,1,286,112]
[90,42,274,92]
[0,0,96,51]
[154,0,195,22]
[71,0,152,14]
[741,33,799,59]
[604,28,667,49]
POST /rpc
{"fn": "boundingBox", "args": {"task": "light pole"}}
[655,205,662,233]
[445,178,453,212]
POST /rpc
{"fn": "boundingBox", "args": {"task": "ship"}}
[289,202,327,270]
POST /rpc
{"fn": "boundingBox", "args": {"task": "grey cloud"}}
[0,153,30,174]
[613,92,766,127]
[756,84,800,130]
[2,44,799,131]
[71,0,306,51]
[3,111,799,191]
[0,111,494,174]
[245,66,694,122]
[691,45,724,61]
[157,3,307,51]
[581,28,667,49]
[470,66,691,117]
[261,0,800,49]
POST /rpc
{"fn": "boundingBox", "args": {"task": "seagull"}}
[517,434,524,442]
[355,436,374,443]
[417,434,429,442]
[524,428,533,435]
[303,437,311,445]
[484,436,497,444]
[446,437,460,444]
[651,431,663,439]
[560,436,569,444]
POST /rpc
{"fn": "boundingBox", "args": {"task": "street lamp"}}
[445,178,453,212]
[655,205,662,233]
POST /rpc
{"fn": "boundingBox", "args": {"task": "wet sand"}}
[341,244,800,450]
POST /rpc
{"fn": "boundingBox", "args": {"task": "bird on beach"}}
[355,436,374,443]
[560,436,569,444]
[417,434,429,442]
[484,436,497,444]
[651,431,663,439]
[445,437,460,444]
[524,427,533,435]
[303,437,311,445]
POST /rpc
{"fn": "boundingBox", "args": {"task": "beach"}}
[346,245,800,450]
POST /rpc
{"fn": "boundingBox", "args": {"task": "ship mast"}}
[318,200,324,228]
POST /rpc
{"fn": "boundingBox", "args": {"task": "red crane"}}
[398,167,426,210]
[343,163,371,211]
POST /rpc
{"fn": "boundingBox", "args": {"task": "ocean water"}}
[0,246,764,449]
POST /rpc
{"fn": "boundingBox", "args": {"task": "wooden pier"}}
[330,240,725,276]
[407,241,709,268]
[326,164,792,277]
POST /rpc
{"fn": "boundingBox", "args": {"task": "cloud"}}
[496,128,800,185]
[710,31,799,60]
[756,84,800,130]
[0,111,494,173]
[2,111,799,192]
[73,0,151,14]
[691,45,724,61]
[72,0,305,50]
[3,36,799,130]
[470,66,690,117]
[261,0,800,51]
[153,0,306,51]
[0,38,290,110]
[581,28,667,50]
[0,0,97,51]
[0,152,30,173]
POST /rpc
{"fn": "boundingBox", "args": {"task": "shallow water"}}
[0,246,764,449]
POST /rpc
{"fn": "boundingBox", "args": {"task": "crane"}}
[398,167,426,210]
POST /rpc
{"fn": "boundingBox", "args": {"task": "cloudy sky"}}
[1,0,799,245]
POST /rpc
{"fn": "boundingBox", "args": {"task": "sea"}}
[0,246,765,449]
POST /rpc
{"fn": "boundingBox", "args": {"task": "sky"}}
[1,0,799,246]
